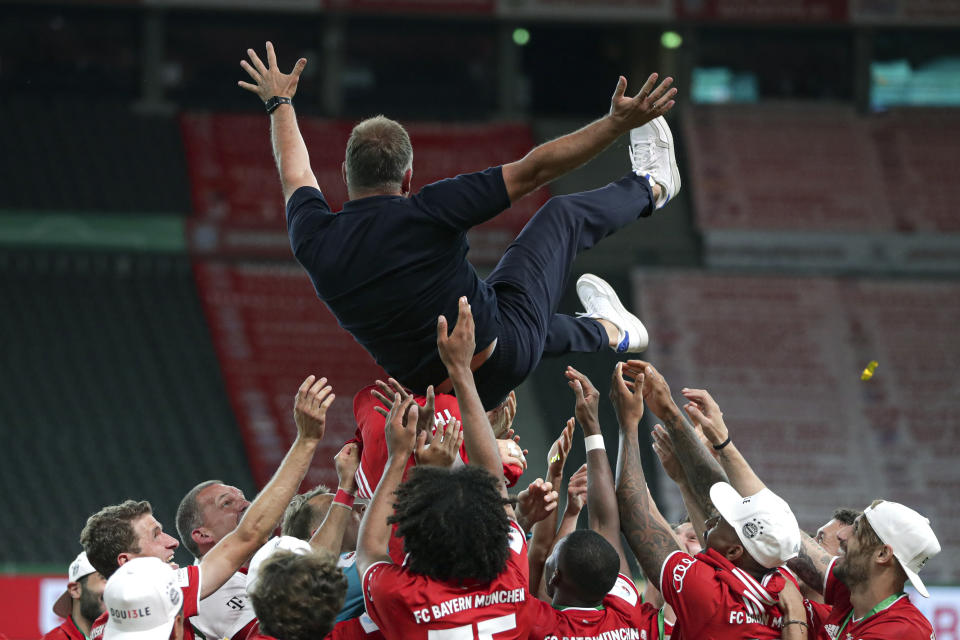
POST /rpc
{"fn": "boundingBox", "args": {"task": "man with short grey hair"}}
[239,42,681,410]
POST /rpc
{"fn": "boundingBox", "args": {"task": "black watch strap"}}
[265,96,292,114]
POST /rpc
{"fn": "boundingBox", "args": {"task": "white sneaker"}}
[629,116,681,209]
[576,274,649,353]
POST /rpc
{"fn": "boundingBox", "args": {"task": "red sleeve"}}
[353,387,389,500]
[522,598,558,640]
[326,614,385,640]
[506,521,529,585]
[823,557,847,608]
[362,561,408,633]
[90,612,109,640]
[658,551,720,636]
[177,565,202,618]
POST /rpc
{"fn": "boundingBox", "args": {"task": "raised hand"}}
[334,442,361,494]
[565,366,600,434]
[547,418,575,480]
[238,41,307,102]
[497,437,528,472]
[437,297,476,375]
[610,361,645,427]
[372,379,436,436]
[384,394,418,459]
[608,73,677,132]
[416,416,463,468]
[487,390,517,439]
[516,478,559,532]
[565,464,588,516]
[625,360,677,422]
[293,375,334,442]
[681,388,729,447]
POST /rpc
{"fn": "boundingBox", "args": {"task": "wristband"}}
[584,434,605,452]
[265,96,292,114]
[712,436,731,451]
[782,620,808,628]
[333,488,355,509]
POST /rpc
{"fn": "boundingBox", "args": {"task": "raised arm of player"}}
[437,297,516,519]
[356,394,419,576]
[199,375,332,599]
[500,74,676,203]
[529,419,575,597]
[651,424,709,545]
[309,442,360,555]
[566,365,630,576]
[239,42,319,204]
[611,362,682,584]
[625,361,728,521]
[680,388,765,495]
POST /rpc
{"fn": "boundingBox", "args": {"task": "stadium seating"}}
[631,269,960,584]
[683,104,960,233]
[193,260,387,490]
[0,251,253,567]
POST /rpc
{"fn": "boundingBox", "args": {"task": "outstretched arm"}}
[681,388,765,495]
[626,361,727,521]
[610,363,682,584]
[200,375,332,598]
[356,395,419,576]
[437,297,515,518]
[239,42,319,204]
[787,533,834,596]
[501,74,676,202]
[310,443,360,555]
[566,366,629,576]
[651,424,709,546]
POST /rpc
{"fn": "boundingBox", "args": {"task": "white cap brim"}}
[710,482,749,522]
[900,559,929,598]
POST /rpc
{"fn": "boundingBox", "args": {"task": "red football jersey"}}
[91,565,201,640]
[243,612,384,640]
[814,558,933,640]
[40,616,86,640]
[525,573,669,640]
[363,520,529,640]
[660,550,795,639]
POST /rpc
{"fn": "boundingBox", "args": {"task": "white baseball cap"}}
[245,536,313,597]
[103,557,182,640]
[710,483,801,569]
[53,551,98,618]
[863,500,940,598]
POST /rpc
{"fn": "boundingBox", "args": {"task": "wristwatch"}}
[264,96,292,114]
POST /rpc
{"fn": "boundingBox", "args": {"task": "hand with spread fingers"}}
[372,379,436,436]
[384,394,418,459]
[293,375,334,442]
[608,73,677,132]
[516,478,559,532]
[610,361,646,427]
[487,390,517,440]
[416,416,463,468]
[238,41,307,102]
[497,435,528,471]
[680,387,729,448]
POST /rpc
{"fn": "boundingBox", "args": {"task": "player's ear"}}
[401,168,413,197]
[876,544,896,566]
[68,581,83,599]
[341,162,349,188]
[725,544,744,564]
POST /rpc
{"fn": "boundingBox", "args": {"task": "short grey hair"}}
[176,480,222,558]
[281,484,332,541]
[345,115,413,194]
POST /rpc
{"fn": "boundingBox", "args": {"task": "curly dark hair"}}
[80,500,153,578]
[250,550,347,640]
[389,465,512,584]
[557,530,620,602]
[833,507,862,526]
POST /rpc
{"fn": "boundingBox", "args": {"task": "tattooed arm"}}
[625,361,727,521]
[787,532,835,595]
[611,362,682,583]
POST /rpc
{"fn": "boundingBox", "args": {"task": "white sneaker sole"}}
[576,274,649,353]
[651,116,681,205]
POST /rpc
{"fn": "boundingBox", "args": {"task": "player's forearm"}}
[270,104,314,202]
[309,501,351,556]
[661,409,727,516]
[357,456,406,573]
[786,532,833,596]
[677,481,708,546]
[448,367,502,480]
[714,442,766,496]
[586,445,621,544]
[237,437,318,544]
[615,426,680,581]
[503,115,622,202]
